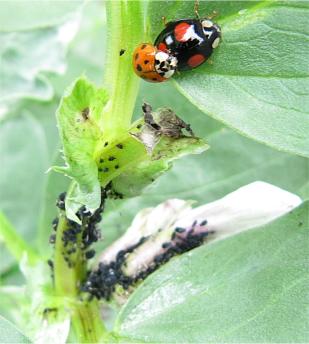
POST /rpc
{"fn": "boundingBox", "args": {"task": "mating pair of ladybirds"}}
[133,6,221,83]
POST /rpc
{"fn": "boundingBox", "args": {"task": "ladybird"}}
[132,43,177,83]
[154,18,221,71]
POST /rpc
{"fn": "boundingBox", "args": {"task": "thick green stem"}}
[54,212,79,296]
[53,1,146,342]
[53,211,108,342]
[102,1,145,134]
[71,302,109,343]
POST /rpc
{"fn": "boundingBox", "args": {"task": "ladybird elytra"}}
[154,18,221,71]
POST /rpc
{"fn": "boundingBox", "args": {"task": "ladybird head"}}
[132,43,177,83]
[154,51,177,79]
[201,19,221,49]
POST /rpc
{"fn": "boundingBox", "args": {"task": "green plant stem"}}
[53,1,145,341]
[54,212,78,296]
[102,1,145,134]
[53,211,108,341]
[71,301,109,343]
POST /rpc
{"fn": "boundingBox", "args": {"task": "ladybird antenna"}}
[162,16,167,27]
[194,0,200,19]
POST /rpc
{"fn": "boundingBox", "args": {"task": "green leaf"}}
[0,111,52,244]
[0,0,82,32]
[101,128,308,251]
[55,77,109,212]
[112,133,208,197]
[148,1,309,157]
[0,315,30,343]
[115,202,309,342]
[56,75,208,218]
[0,1,107,260]
[0,7,80,105]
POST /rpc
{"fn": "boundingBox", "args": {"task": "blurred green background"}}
[0,0,308,302]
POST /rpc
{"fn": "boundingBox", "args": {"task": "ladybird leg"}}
[194,0,200,19]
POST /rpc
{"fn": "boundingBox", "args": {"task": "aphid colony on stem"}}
[133,3,221,82]
[82,219,212,301]
[48,189,108,271]
[48,190,212,301]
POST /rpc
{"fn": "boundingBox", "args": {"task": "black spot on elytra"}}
[141,44,147,49]
[135,53,139,60]
[144,60,149,64]
[136,64,142,72]
[152,77,158,81]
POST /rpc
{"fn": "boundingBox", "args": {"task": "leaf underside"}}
[115,201,309,343]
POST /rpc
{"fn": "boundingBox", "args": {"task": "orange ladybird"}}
[132,43,177,83]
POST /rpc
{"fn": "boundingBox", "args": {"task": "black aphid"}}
[47,259,54,269]
[85,250,96,259]
[52,217,59,231]
[49,234,56,244]
[162,242,171,249]
[56,192,66,210]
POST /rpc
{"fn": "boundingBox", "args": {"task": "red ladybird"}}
[132,43,177,83]
[154,18,221,71]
